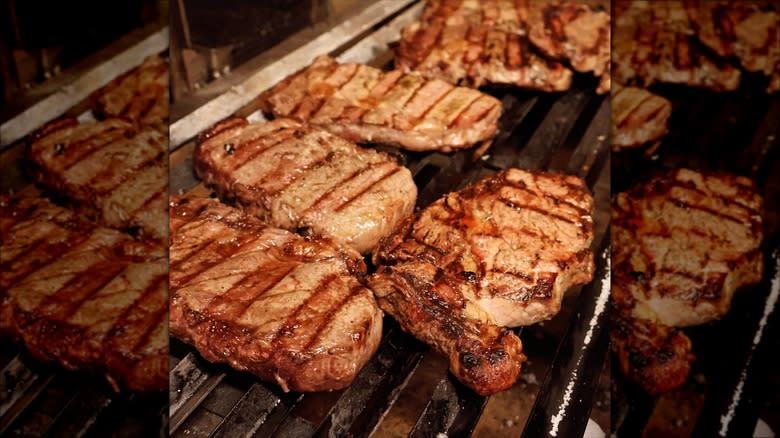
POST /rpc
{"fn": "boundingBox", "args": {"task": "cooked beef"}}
[95,54,169,132]
[687,1,780,77]
[526,1,611,89]
[193,117,416,254]
[258,55,502,152]
[369,168,595,395]
[611,169,764,394]
[169,196,383,392]
[26,118,167,243]
[611,84,672,151]
[613,1,742,90]
[0,195,168,392]
[395,0,573,92]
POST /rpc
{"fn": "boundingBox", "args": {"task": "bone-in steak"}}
[193,117,417,254]
[611,169,764,394]
[0,195,168,392]
[369,168,595,395]
[258,55,502,152]
[169,196,383,392]
[27,118,168,242]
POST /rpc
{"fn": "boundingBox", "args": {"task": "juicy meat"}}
[258,55,502,152]
[526,2,611,84]
[95,54,169,132]
[193,117,417,254]
[395,0,574,92]
[611,84,672,151]
[369,168,595,394]
[686,1,780,77]
[0,196,168,392]
[611,169,764,394]
[613,1,742,90]
[27,118,168,243]
[169,196,383,392]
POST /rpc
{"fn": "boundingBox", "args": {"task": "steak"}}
[193,117,417,254]
[169,196,383,392]
[0,195,168,392]
[610,169,764,394]
[258,55,502,152]
[613,1,742,90]
[395,0,574,92]
[27,118,167,242]
[611,84,672,151]
[95,54,169,132]
[369,168,595,395]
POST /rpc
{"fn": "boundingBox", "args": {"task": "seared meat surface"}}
[611,169,764,394]
[193,117,416,254]
[0,196,168,392]
[27,118,168,243]
[95,54,169,132]
[169,197,383,392]
[369,168,595,395]
[258,55,502,152]
[611,85,672,151]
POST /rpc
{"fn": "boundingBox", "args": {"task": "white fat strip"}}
[719,249,779,437]
[550,248,611,437]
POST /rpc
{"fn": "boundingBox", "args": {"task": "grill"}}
[611,82,780,437]
[0,26,169,437]
[168,1,611,436]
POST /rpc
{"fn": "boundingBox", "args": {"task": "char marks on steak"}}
[369,168,595,395]
[95,54,169,132]
[169,197,383,392]
[0,196,168,392]
[27,118,168,243]
[611,84,672,151]
[611,169,764,394]
[193,117,417,254]
[258,55,502,152]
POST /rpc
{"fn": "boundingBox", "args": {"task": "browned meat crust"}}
[0,195,168,392]
[95,54,169,132]
[193,117,416,254]
[26,118,168,243]
[610,169,764,394]
[168,196,383,392]
[369,168,595,395]
[611,84,672,151]
[258,55,502,152]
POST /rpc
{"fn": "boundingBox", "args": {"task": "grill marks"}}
[168,197,383,392]
[0,196,168,391]
[259,56,501,152]
[396,0,611,92]
[194,117,417,254]
[27,118,168,242]
[611,84,672,151]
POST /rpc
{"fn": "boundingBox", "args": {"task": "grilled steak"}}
[169,196,383,392]
[611,84,672,151]
[687,1,780,77]
[526,1,611,91]
[27,118,167,242]
[613,1,742,90]
[0,195,168,392]
[258,55,502,152]
[369,168,595,395]
[395,0,573,92]
[95,54,169,132]
[193,117,416,254]
[611,169,764,394]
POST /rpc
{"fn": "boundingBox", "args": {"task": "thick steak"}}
[193,117,416,254]
[169,197,383,392]
[0,196,168,392]
[258,56,502,152]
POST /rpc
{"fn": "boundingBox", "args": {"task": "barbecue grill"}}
[167,1,611,436]
[0,24,169,437]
